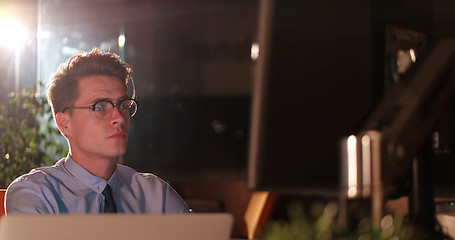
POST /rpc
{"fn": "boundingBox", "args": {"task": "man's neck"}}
[70,152,116,181]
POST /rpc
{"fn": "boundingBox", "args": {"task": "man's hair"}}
[47,48,133,117]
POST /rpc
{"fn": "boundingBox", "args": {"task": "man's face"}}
[62,75,130,160]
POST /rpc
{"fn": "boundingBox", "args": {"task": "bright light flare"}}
[118,34,125,47]
[409,48,416,63]
[347,135,358,198]
[361,135,371,197]
[0,18,27,50]
[250,42,259,60]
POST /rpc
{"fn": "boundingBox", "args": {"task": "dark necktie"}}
[102,184,117,213]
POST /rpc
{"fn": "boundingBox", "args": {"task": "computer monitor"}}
[247,0,375,196]
[247,0,455,201]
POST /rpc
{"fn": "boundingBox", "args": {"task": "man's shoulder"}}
[137,172,167,184]
[10,160,65,185]
[117,164,168,185]
[116,165,190,213]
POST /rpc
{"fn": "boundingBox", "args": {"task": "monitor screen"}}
[247,0,455,199]
[247,0,375,196]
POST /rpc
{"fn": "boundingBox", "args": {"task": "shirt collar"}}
[107,166,122,192]
[63,155,119,194]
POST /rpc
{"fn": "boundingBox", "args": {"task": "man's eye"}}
[94,103,108,111]
[119,103,128,111]
[119,100,132,110]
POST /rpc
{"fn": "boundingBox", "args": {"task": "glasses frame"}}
[62,98,138,120]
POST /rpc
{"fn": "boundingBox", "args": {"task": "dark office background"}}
[2,0,455,186]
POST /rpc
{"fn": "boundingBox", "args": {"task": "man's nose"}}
[110,106,127,124]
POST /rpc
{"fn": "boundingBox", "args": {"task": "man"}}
[5,48,190,214]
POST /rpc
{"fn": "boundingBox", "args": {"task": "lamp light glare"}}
[0,18,27,50]
[250,43,259,60]
[347,135,358,198]
[118,34,126,47]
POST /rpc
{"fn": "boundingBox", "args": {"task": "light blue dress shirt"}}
[5,156,190,214]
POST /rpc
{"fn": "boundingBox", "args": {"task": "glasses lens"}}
[92,99,137,120]
[117,99,137,118]
[127,100,138,118]
[94,101,114,120]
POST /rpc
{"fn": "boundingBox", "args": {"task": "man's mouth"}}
[108,132,127,139]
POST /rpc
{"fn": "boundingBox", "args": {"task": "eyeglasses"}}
[63,98,138,120]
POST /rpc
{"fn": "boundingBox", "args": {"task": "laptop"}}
[0,213,233,240]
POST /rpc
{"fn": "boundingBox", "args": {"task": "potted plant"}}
[0,88,66,188]
[260,201,415,240]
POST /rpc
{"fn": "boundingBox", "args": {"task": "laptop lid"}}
[0,213,233,240]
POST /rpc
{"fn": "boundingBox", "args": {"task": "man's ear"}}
[55,112,71,137]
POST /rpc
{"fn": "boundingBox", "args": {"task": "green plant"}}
[260,201,415,240]
[0,89,66,188]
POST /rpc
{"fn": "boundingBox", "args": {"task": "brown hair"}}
[47,48,133,117]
